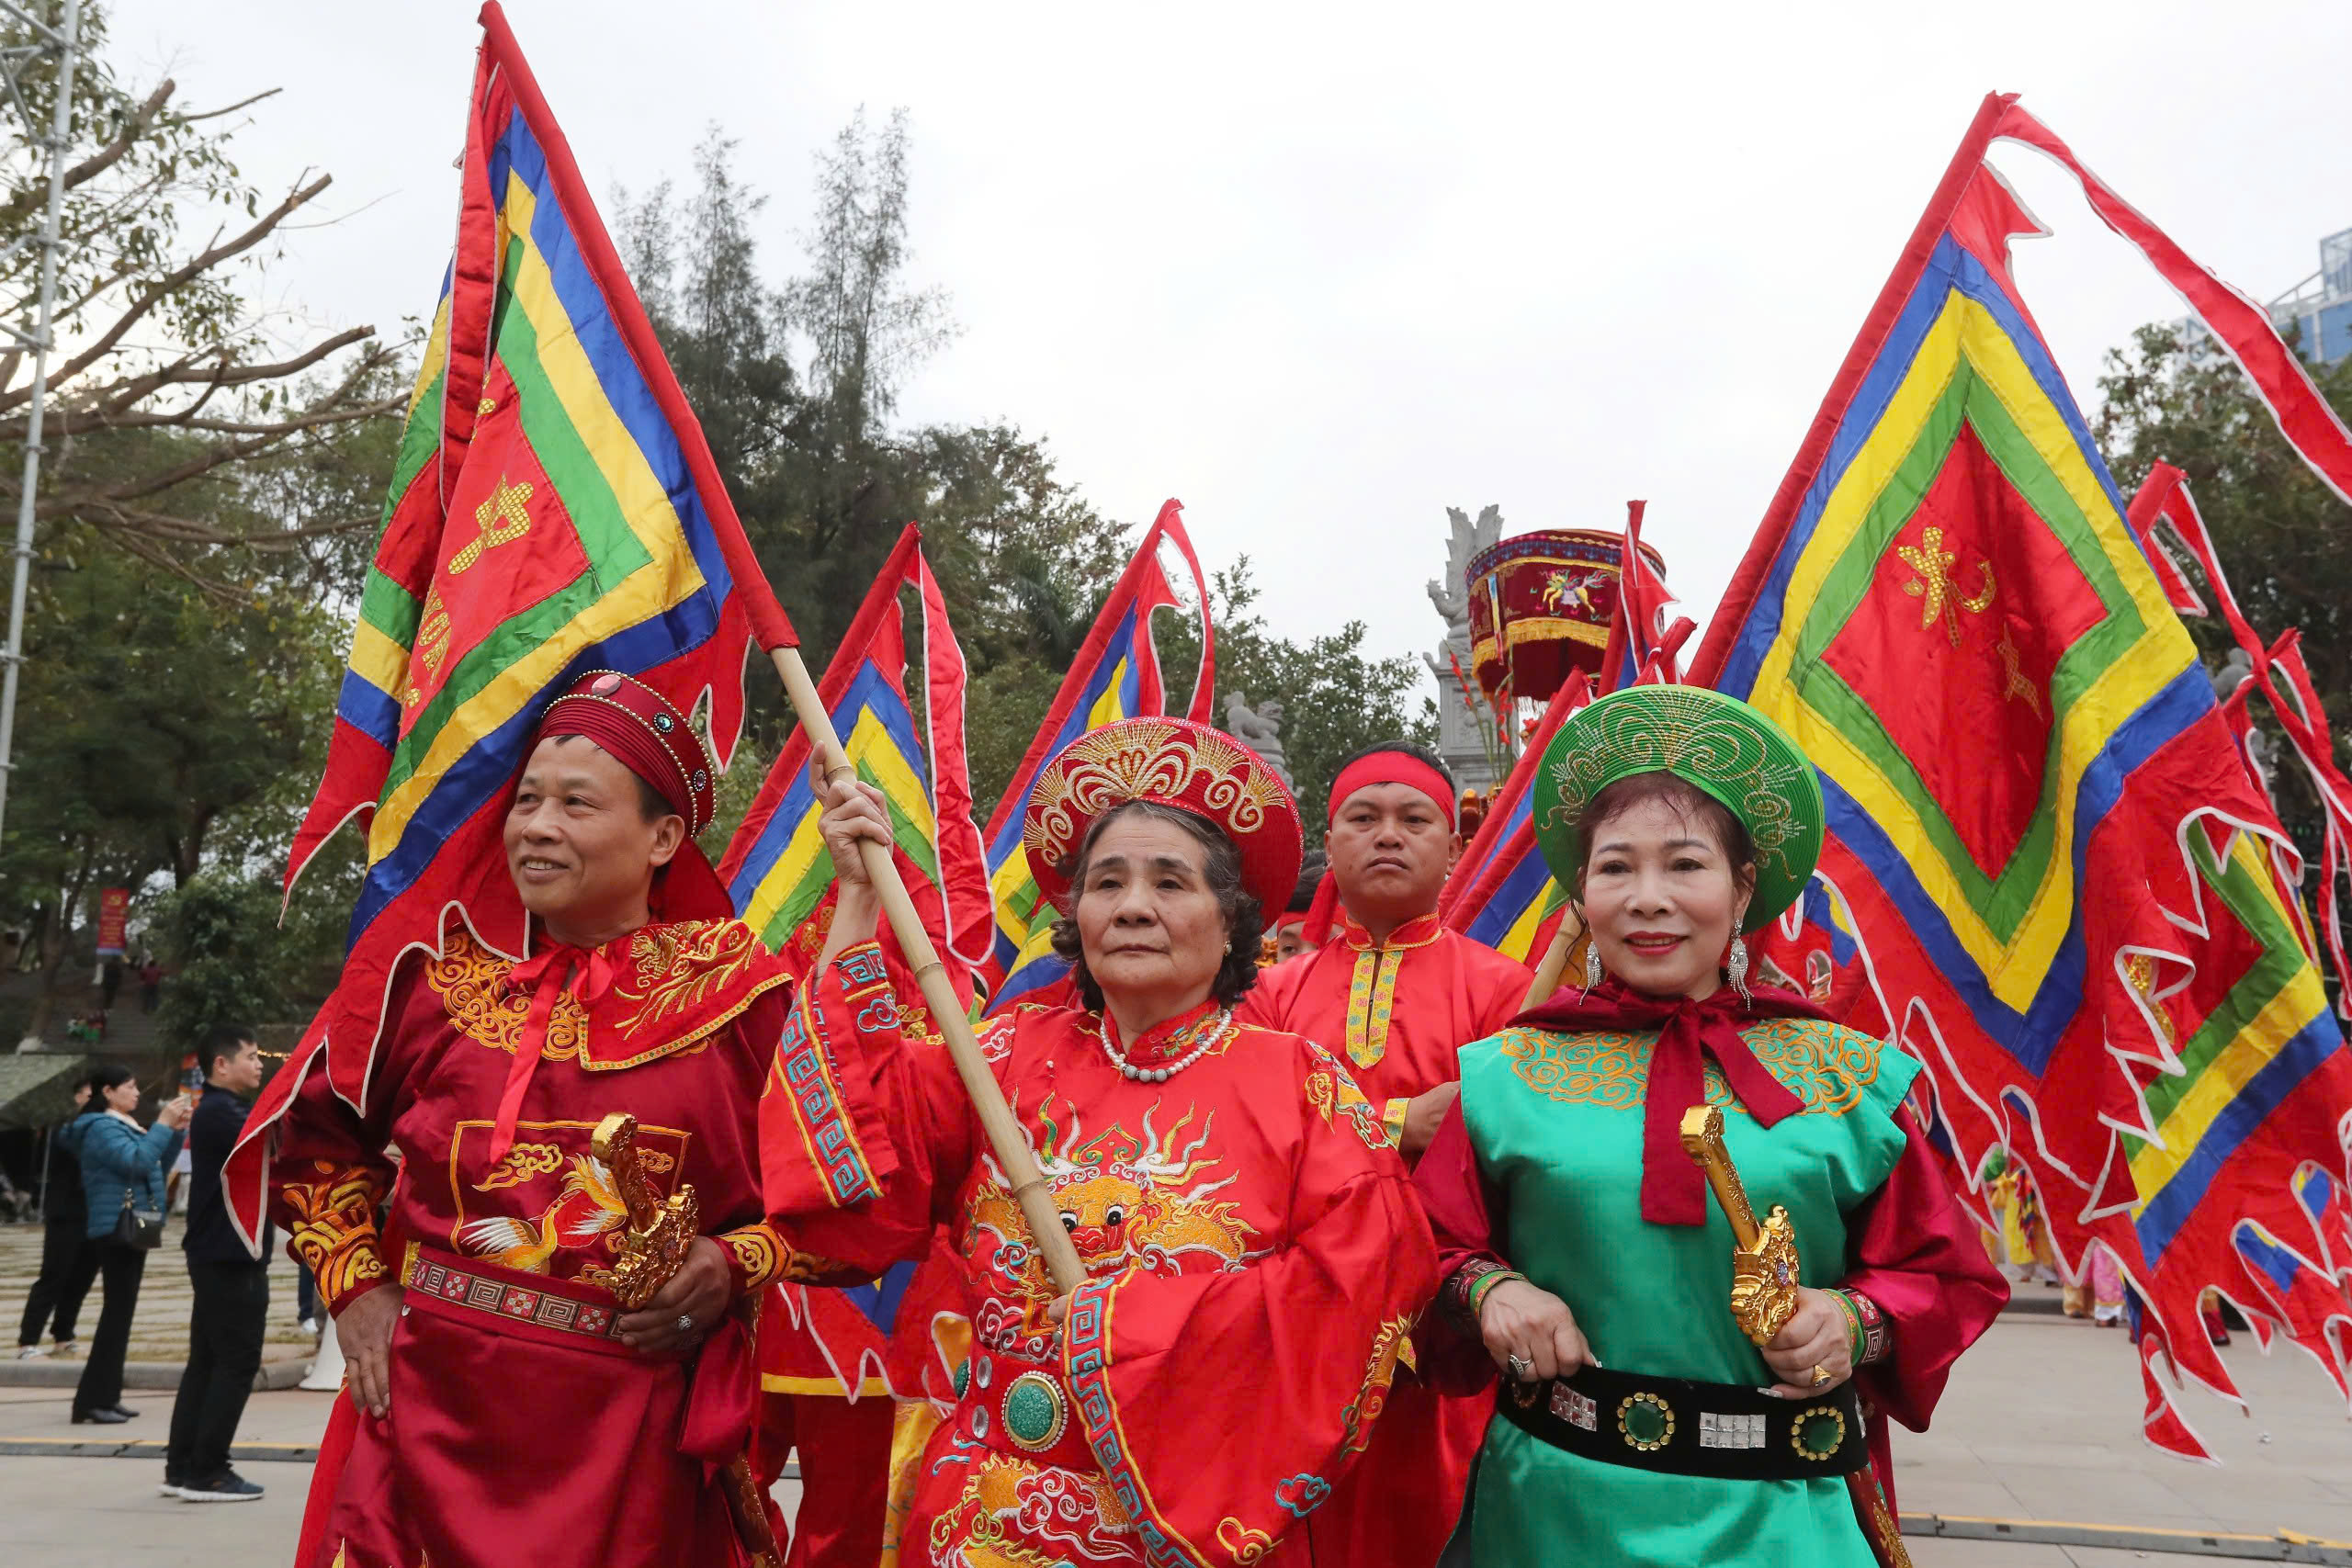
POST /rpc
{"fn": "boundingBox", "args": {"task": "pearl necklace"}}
[1097,1009,1238,1083]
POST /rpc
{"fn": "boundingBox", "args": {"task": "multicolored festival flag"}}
[1690,93,2352,1457]
[2296,1164,2352,1282]
[719,525,990,976]
[978,501,1214,1010]
[2232,1219,2352,1406]
[228,3,797,1246]
[2128,464,2352,1017]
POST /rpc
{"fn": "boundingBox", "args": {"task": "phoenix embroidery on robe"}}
[459,1154,629,1273]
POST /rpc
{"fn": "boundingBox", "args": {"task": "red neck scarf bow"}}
[1514,977,1826,1226]
[485,940,619,1164]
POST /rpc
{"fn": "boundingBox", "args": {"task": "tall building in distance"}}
[2268,227,2352,367]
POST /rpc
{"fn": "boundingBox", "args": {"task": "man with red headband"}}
[259,671,797,1568]
[1239,739,1530,1567]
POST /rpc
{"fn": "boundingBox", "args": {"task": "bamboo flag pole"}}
[768,646,1090,1296]
[1522,905,1586,1010]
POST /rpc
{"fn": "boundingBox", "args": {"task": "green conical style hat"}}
[1531,684,1824,931]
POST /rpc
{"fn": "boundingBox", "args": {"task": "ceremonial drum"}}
[1466,528,1668,705]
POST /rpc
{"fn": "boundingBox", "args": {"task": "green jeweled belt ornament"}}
[1002,1370,1069,1451]
[1792,1404,1848,1461]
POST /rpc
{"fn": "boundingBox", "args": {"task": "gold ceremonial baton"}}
[1678,1105,1803,1348]
[580,1113,782,1568]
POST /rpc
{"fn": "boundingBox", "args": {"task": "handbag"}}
[113,1189,164,1250]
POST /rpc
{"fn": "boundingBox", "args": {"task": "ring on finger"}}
[1505,1351,1534,1382]
[1810,1363,1832,1387]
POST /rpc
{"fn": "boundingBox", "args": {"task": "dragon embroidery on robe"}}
[964,1098,1261,1348]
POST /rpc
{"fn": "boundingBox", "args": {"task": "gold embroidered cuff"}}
[312,1236,390,1314]
[280,1159,391,1314]
[720,1222,790,1296]
[1381,1098,1410,1148]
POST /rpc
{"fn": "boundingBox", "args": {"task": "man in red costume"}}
[254,671,798,1568]
[1239,739,1531,1566]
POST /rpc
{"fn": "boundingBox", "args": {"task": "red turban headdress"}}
[528,670,731,921]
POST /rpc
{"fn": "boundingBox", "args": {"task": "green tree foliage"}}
[0,536,356,1030]
[152,872,287,1064]
[620,118,1441,836]
[617,120,1133,812]
[2095,322,2352,857]
[0,4,404,1030]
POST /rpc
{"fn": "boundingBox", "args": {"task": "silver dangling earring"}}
[1728,933,1752,1009]
[1582,937,1604,993]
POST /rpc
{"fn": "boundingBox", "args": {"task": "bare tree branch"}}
[0,79,174,232]
[0,173,334,414]
[51,387,397,439]
[1,325,382,438]
[18,491,382,550]
[176,86,281,125]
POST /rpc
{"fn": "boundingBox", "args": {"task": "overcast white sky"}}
[102,0,2352,693]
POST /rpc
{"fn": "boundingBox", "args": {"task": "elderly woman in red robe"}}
[775,716,1439,1568]
[244,671,798,1567]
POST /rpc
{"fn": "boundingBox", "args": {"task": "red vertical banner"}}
[95,889,130,958]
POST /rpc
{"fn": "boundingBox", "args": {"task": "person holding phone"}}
[70,1065,189,1424]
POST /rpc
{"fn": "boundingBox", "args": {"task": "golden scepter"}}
[1678,1105,1802,1346]
[578,1113,780,1568]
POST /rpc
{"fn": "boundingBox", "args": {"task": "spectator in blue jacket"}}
[70,1064,190,1425]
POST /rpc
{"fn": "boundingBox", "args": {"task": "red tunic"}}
[1241,913,1531,1144]
[1238,911,1529,1567]
[266,920,797,1568]
[762,939,1440,1568]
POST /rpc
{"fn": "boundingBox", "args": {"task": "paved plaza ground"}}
[2,1213,318,1375]
[1,1233,2347,1564]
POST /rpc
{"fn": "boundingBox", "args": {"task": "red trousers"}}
[763,1393,896,1568]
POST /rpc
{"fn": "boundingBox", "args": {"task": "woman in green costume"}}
[1413,685,2007,1567]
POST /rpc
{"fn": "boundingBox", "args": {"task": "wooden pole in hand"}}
[1522,906,1587,1010]
[768,646,1089,1296]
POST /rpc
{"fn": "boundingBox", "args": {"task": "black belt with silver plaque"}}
[1496,1364,1869,1480]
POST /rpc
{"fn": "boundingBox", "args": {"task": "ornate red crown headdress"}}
[1024,717,1302,918]
[537,669,718,835]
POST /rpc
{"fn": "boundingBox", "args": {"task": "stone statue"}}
[2213,646,2256,702]
[1422,504,1503,667]
[1426,504,1506,793]
[1224,693,1294,791]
